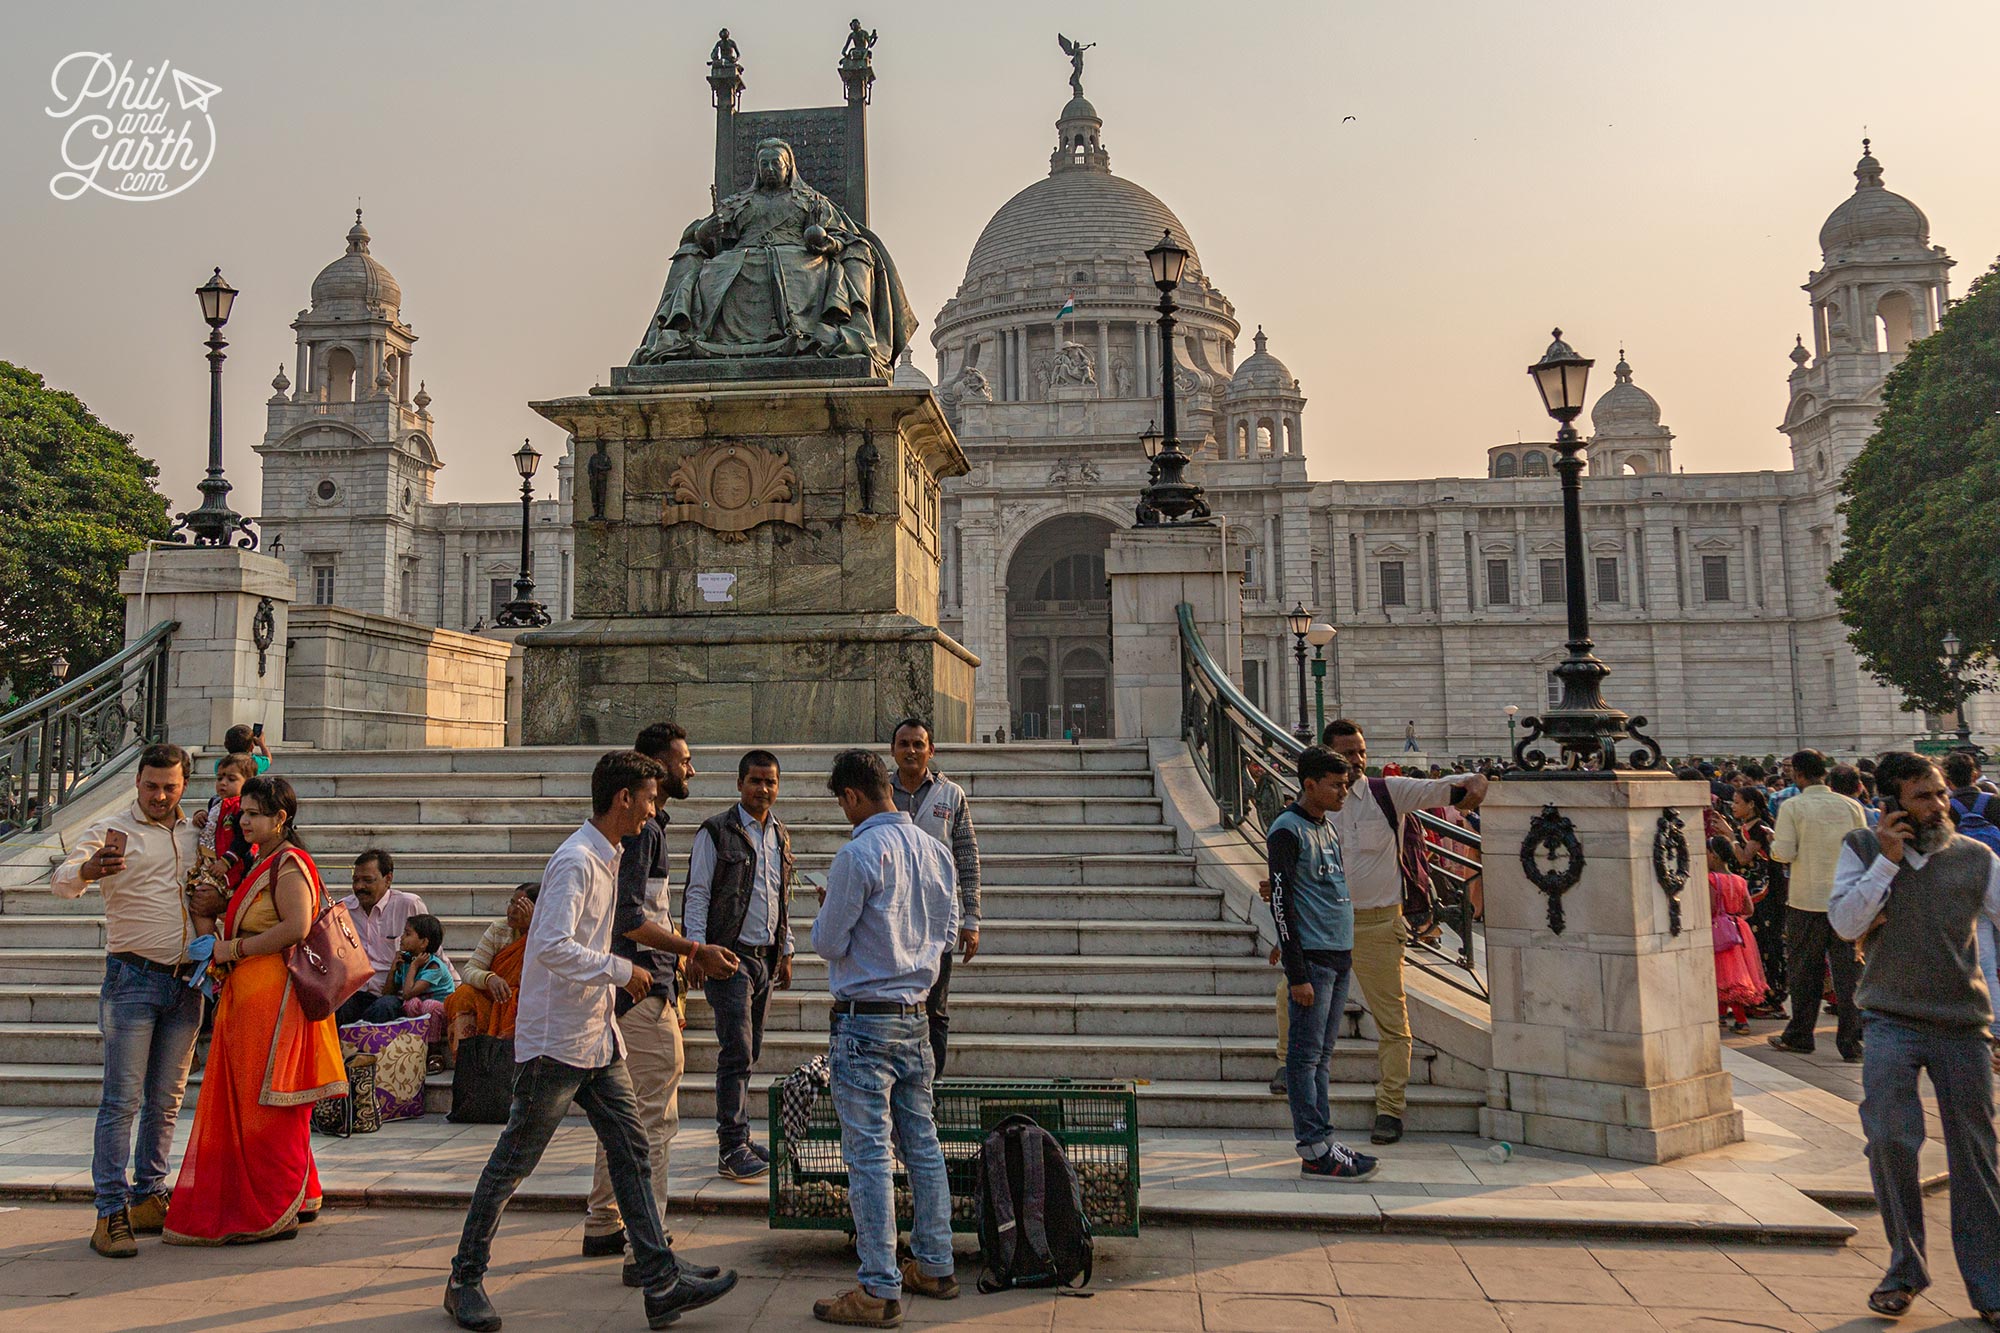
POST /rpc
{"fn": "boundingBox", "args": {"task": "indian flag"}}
[1054,293,1076,324]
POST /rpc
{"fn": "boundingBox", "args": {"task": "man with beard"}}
[580,723,741,1282]
[1829,751,2000,1325]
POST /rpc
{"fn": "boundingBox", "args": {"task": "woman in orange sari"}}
[445,883,537,1056]
[164,775,346,1245]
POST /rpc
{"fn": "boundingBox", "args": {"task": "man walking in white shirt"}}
[445,751,739,1332]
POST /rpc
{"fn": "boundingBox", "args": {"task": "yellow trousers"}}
[1274,908,1411,1117]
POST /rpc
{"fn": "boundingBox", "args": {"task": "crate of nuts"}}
[768,1077,1140,1237]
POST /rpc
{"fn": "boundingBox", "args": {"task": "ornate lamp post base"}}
[172,475,258,550]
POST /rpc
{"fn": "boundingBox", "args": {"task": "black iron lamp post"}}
[1943,629,1972,745]
[1512,329,1661,773]
[1133,230,1210,527]
[1505,704,1519,756]
[1308,622,1336,739]
[1286,604,1313,741]
[174,268,257,549]
[496,439,552,628]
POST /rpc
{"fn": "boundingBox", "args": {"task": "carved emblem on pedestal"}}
[662,441,802,541]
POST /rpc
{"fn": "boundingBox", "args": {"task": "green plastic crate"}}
[767,1077,1140,1237]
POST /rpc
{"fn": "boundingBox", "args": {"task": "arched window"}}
[1255,420,1274,453]
[1522,451,1549,477]
[1876,290,1916,355]
[1284,417,1301,454]
[323,346,356,403]
[1493,452,1519,478]
[1621,456,1647,475]
[1034,551,1107,603]
[1234,421,1250,458]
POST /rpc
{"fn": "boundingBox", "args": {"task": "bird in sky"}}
[1343,115,1356,122]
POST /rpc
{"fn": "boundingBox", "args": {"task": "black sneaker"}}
[443,1278,504,1332]
[626,1258,724,1288]
[748,1140,771,1163]
[1268,1067,1286,1095]
[644,1269,740,1329]
[1300,1142,1379,1182]
[718,1145,768,1180]
[581,1227,626,1257]
[1370,1114,1404,1145]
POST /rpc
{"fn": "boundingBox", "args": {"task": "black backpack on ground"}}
[973,1113,1093,1294]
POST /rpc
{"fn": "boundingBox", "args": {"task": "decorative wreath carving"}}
[662,441,802,541]
[252,597,277,677]
[1653,807,1691,936]
[1520,803,1585,934]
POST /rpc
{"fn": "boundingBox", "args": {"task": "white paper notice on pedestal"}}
[697,572,737,604]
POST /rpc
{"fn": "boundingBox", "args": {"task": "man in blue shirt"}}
[810,750,959,1328]
[1269,745,1378,1182]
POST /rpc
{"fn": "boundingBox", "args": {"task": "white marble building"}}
[252,101,1983,757]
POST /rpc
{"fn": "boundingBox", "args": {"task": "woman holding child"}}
[163,775,346,1246]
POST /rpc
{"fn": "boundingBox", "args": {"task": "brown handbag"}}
[272,851,373,1021]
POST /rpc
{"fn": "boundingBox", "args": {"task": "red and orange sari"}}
[163,846,347,1245]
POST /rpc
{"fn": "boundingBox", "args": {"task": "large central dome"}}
[966,171,1199,282]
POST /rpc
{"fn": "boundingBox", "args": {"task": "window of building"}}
[1824,655,1838,704]
[1521,451,1549,477]
[490,578,514,622]
[1034,552,1106,603]
[1547,671,1561,709]
[1493,452,1519,478]
[1595,556,1620,604]
[1538,558,1564,605]
[1701,554,1729,603]
[399,568,413,617]
[315,478,337,501]
[312,565,335,606]
[1243,660,1266,712]
[1487,559,1511,606]
[1243,547,1262,590]
[1380,560,1406,607]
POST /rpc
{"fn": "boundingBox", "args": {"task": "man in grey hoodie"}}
[888,718,981,1074]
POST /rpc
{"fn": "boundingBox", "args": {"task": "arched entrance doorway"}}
[1005,513,1116,738]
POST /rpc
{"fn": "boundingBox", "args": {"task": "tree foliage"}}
[1832,258,2000,715]
[0,361,172,702]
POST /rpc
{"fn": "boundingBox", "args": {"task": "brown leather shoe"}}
[91,1209,137,1258]
[812,1287,903,1327]
[127,1192,171,1235]
[897,1260,959,1300]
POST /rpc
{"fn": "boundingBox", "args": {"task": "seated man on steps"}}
[334,848,434,1027]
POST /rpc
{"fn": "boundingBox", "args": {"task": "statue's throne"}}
[708,30,872,222]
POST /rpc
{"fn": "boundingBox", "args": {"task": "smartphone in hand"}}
[102,828,128,857]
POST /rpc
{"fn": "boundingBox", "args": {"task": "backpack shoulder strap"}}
[978,1127,1021,1291]
[1367,777,1400,833]
[1017,1128,1055,1278]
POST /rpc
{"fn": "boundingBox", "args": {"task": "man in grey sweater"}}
[889,718,980,1075]
[1829,751,2000,1325]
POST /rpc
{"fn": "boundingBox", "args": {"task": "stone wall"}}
[284,606,512,749]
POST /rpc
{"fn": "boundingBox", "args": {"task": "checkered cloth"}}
[778,1053,831,1143]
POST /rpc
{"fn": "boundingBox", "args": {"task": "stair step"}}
[265,743,1154,777]
[0,950,1285,993]
[277,796,1166,826]
[284,771,1163,800]
[285,853,1203,887]
[0,1064,1478,1132]
[295,823,1181,858]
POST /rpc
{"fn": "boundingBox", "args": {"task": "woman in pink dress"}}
[1708,836,1769,1034]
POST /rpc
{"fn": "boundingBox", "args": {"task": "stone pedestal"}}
[1107,525,1241,740]
[1478,775,1744,1163]
[522,378,976,745]
[120,548,293,750]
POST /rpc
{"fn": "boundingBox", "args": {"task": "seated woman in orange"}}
[444,883,537,1054]
[164,775,346,1246]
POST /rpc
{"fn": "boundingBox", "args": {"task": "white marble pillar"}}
[1096,320,1110,399]
[120,548,295,748]
[1479,775,1744,1162]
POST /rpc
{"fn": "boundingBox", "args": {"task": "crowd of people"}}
[54,716,980,1331]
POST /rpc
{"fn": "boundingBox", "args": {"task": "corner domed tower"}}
[255,210,441,619]
[1585,350,1673,475]
[1222,327,1306,460]
[1783,141,1952,484]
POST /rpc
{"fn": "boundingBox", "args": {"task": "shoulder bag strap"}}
[1018,1130,1055,1276]
[978,1129,1021,1292]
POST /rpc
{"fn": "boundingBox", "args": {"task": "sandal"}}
[1732,1021,1751,1034]
[1866,1286,1917,1317]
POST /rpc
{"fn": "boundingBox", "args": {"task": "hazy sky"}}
[3,1,1995,515]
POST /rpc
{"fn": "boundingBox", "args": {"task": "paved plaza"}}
[0,1191,1985,1331]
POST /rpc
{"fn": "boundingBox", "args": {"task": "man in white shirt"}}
[1768,748,1869,1060]
[445,751,740,1333]
[1322,719,1486,1146]
[334,848,433,1026]
[52,744,203,1259]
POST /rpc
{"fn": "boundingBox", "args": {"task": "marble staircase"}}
[0,743,1480,1132]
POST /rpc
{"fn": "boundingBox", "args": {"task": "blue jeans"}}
[452,1055,680,1291]
[1284,954,1354,1159]
[828,1010,954,1301]
[95,956,203,1217]
[1859,1012,2000,1311]
[706,945,772,1153]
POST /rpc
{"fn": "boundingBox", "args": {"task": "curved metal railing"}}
[1,622,175,842]
[1177,602,1486,999]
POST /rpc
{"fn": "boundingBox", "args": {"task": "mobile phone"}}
[252,721,263,737]
[101,829,128,858]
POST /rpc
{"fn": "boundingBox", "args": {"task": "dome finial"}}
[1614,348,1632,383]
[346,206,371,254]
[1855,137,1884,189]
[1253,325,1267,354]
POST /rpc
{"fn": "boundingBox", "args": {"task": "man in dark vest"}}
[1829,750,2000,1325]
[683,749,794,1181]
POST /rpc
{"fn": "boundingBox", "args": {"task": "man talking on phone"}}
[52,744,205,1259]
